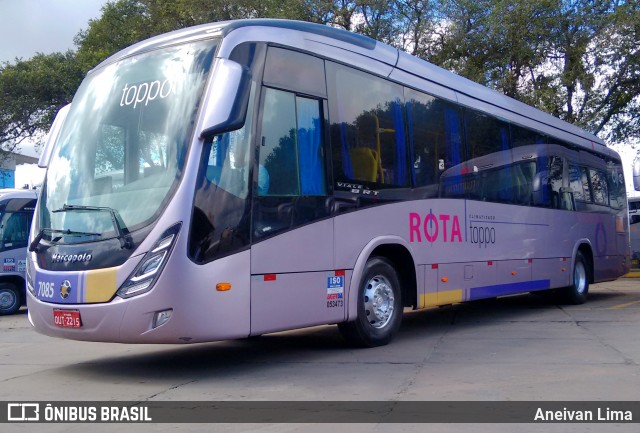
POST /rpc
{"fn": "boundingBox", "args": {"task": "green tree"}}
[74,0,152,72]
[0,52,83,158]
[429,0,640,145]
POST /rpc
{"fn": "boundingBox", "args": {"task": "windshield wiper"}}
[29,228,102,252]
[52,204,133,249]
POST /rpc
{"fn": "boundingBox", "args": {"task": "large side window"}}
[461,108,514,203]
[189,42,265,264]
[569,164,588,210]
[253,87,329,240]
[607,160,625,210]
[589,168,608,206]
[464,109,511,160]
[511,124,550,147]
[581,167,593,203]
[531,156,564,208]
[327,62,407,189]
[258,89,326,197]
[258,89,300,196]
[406,89,462,197]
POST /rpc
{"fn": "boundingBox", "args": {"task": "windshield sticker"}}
[120,79,175,109]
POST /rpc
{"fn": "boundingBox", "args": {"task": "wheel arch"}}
[346,236,418,322]
[572,240,594,284]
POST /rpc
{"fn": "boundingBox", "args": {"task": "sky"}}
[0,0,108,63]
[0,0,108,187]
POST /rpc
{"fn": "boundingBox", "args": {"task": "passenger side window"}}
[589,168,608,206]
[253,87,329,240]
[258,88,326,197]
[258,89,300,196]
[327,62,408,188]
[406,89,462,197]
[458,108,514,203]
[581,167,592,203]
[608,162,625,210]
[569,164,586,202]
[464,109,511,159]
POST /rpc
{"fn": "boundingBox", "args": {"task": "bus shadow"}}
[58,288,631,382]
[59,326,351,381]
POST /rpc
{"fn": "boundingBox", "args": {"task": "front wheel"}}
[338,257,403,347]
[561,251,590,305]
[0,283,21,315]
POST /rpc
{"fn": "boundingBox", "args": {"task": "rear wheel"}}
[0,283,21,315]
[338,257,403,347]
[561,251,589,304]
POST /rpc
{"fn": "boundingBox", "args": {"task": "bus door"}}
[250,85,339,335]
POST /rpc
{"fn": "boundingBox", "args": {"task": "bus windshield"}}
[37,39,218,244]
[0,197,35,252]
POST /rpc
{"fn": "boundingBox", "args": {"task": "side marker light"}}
[216,283,232,291]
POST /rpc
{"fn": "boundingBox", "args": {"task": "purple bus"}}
[26,19,629,347]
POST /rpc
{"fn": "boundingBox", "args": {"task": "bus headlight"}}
[117,223,181,299]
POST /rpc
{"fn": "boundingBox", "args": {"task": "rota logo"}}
[409,211,462,243]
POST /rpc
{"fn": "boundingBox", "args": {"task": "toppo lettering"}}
[120,79,174,109]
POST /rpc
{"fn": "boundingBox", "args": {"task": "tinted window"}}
[327,62,407,188]
[406,89,462,196]
[259,89,300,196]
[263,47,326,97]
[254,88,329,240]
[464,109,511,159]
[581,167,592,203]
[590,168,608,206]
[608,161,626,210]
[189,42,265,264]
[569,164,586,203]
[511,124,549,147]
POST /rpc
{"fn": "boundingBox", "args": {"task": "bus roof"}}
[0,189,38,201]
[95,19,607,154]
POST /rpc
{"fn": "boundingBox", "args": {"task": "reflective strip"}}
[421,289,463,307]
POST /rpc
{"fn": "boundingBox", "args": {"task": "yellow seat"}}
[350,147,379,182]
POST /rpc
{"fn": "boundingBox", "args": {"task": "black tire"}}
[338,257,403,347]
[561,251,590,305]
[0,283,21,316]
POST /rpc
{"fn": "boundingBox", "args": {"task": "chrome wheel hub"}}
[363,275,395,329]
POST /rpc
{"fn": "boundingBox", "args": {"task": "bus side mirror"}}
[199,59,251,139]
[39,104,71,168]
[633,156,640,191]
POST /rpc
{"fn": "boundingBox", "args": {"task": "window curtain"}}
[392,100,407,186]
[297,98,325,195]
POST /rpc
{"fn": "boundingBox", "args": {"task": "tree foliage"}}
[0,51,83,157]
[429,0,640,144]
[1,0,639,161]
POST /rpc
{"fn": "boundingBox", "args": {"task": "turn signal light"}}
[216,283,232,291]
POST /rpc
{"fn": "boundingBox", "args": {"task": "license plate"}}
[53,310,82,328]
